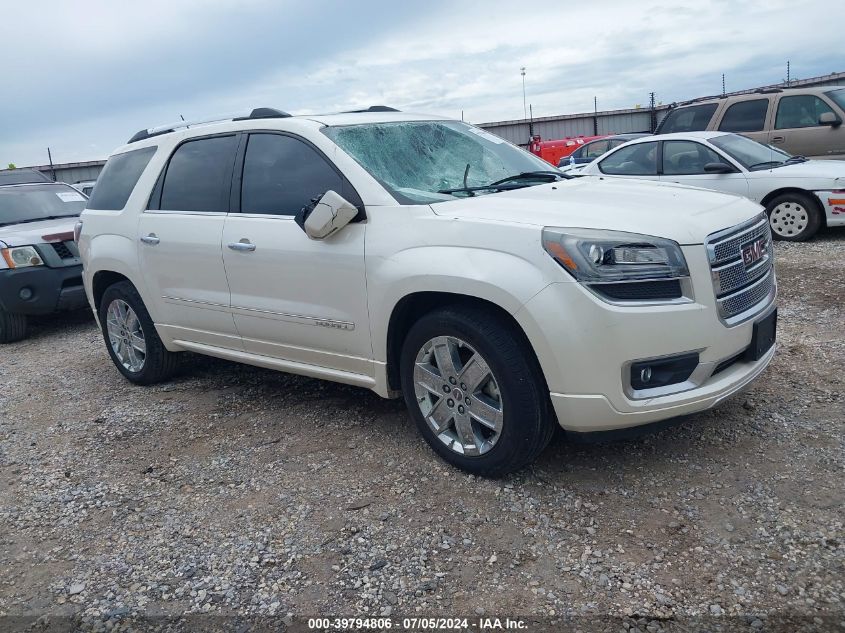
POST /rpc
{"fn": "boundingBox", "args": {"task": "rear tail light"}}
[73,221,83,243]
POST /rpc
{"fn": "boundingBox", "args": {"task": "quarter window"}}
[241,134,344,216]
[718,99,769,132]
[662,141,725,175]
[775,95,836,129]
[87,146,156,210]
[598,142,658,176]
[160,135,238,212]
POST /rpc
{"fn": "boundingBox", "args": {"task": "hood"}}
[747,159,845,181]
[431,177,762,244]
[0,216,79,248]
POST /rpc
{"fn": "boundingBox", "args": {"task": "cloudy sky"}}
[1,0,842,166]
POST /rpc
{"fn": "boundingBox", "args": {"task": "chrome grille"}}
[706,214,775,325]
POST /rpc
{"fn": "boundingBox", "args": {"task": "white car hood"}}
[747,159,845,181]
[431,177,762,244]
[0,216,79,248]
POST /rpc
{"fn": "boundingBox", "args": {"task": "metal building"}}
[0,160,106,185]
[479,70,845,146]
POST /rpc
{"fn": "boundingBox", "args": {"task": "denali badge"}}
[741,237,766,268]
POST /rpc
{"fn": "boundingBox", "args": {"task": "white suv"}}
[78,107,777,475]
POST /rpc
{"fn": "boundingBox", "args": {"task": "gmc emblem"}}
[741,237,767,268]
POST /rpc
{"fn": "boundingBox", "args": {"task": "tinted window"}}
[599,142,658,175]
[775,95,836,129]
[87,146,156,210]
[658,104,718,134]
[241,134,344,216]
[0,184,86,227]
[826,89,845,111]
[662,141,725,175]
[160,135,238,212]
[718,99,769,132]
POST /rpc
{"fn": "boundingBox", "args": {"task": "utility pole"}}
[46,147,56,182]
[529,104,535,139]
[722,73,726,97]
[649,92,657,133]
[593,96,598,135]
[521,67,527,120]
[786,60,791,86]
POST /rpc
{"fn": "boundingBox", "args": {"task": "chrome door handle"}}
[140,234,160,245]
[227,240,256,252]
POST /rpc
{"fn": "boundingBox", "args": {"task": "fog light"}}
[630,352,699,391]
[19,287,33,300]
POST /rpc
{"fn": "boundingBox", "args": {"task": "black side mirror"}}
[703,162,735,174]
[819,112,842,127]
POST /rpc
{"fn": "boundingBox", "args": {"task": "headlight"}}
[1,246,45,269]
[542,228,691,303]
[542,228,689,282]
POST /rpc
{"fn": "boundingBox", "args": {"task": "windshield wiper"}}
[785,155,808,164]
[748,160,784,170]
[438,170,569,196]
[486,170,571,186]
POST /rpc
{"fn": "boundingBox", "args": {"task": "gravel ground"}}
[0,230,843,632]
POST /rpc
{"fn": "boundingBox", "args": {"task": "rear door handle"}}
[140,234,160,245]
[771,136,785,143]
[227,239,256,252]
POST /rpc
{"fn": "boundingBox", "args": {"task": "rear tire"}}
[98,281,179,384]
[0,309,28,343]
[765,192,822,241]
[400,305,555,477]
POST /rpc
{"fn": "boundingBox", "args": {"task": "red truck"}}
[529,134,608,166]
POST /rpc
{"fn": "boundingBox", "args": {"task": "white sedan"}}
[579,131,845,241]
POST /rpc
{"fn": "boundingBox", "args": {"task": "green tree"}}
[6,163,15,169]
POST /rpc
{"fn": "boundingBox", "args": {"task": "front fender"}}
[82,233,150,313]
[369,245,554,361]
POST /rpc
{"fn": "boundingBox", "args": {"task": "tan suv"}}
[657,87,845,159]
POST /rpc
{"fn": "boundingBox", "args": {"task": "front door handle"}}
[140,234,160,245]
[227,239,256,252]
[771,136,785,143]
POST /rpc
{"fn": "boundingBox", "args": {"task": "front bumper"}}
[514,245,776,433]
[815,190,845,227]
[0,265,87,315]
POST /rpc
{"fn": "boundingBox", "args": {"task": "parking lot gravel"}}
[0,230,843,632]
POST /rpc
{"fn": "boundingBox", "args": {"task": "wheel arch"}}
[761,187,826,226]
[384,291,547,394]
[92,270,132,312]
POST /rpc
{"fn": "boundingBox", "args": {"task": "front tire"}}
[400,305,554,477]
[766,192,822,241]
[0,309,27,343]
[98,281,179,384]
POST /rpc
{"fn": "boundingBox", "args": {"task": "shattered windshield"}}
[322,120,557,204]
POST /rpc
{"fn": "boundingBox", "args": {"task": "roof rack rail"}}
[127,107,292,143]
[343,105,400,113]
[754,88,783,94]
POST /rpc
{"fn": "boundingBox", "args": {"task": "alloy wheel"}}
[106,299,146,372]
[413,335,504,456]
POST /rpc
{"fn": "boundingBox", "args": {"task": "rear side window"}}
[658,104,718,134]
[718,99,769,132]
[240,133,344,216]
[599,141,658,175]
[160,135,238,212]
[775,95,836,129]
[87,146,156,210]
